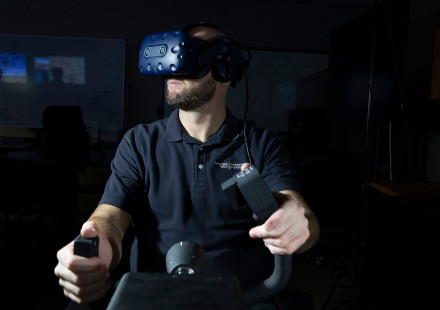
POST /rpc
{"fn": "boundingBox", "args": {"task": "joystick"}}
[74,234,99,258]
[106,165,292,309]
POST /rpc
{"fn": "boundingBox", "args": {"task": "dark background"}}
[1,0,440,309]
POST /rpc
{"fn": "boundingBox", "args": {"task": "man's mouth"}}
[168,80,181,85]
[167,79,184,93]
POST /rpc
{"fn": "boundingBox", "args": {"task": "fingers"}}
[241,163,251,171]
[55,255,110,304]
[249,200,310,255]
[260,227,310,255]
[56,241,105,272]
[55,258,108,284]
[60,272,110,304]
[54,236,110,304]
[249,202,294,239]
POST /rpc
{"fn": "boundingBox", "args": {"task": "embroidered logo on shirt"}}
[214,161,243,170]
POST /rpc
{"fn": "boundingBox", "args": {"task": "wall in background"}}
[0,0,373,129]
[0,34,125,142]
[1,0,440,180]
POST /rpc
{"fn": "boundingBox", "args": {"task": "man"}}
[54,24,320,309]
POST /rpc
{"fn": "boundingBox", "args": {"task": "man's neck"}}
[178,102,227,143]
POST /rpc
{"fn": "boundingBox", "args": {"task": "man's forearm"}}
[88,204,132,270]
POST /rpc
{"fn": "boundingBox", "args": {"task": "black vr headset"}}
[138,25,250,87]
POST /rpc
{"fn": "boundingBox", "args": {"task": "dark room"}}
[1,0,439,309]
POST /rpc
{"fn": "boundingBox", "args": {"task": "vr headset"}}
[138,29,250,87]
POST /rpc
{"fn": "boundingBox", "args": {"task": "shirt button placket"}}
[195,146,206,188]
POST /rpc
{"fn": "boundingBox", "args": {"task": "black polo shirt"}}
[99,109,299,288]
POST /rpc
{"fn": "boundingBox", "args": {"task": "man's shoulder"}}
[125,118,169,137]
[247,121,279,140]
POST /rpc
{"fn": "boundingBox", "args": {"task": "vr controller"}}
[74,234,98,258]
[74,165,291,309]
[138,30,249,86]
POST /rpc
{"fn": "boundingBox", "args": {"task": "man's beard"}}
[166,76,217,111]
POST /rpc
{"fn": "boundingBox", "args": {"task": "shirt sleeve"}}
[250,127,300,193]
[99,128,146,215]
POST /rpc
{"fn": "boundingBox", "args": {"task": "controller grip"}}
[74,234,99,258]
[242,254,292,308]
[221,165,293,307]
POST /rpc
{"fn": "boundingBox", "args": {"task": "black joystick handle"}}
[221,165,278,223]
[221,165,292,308]
[74,234,99,258]
[105,166,291,310]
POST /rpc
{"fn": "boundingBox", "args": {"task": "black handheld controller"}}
[221,165,292,308]
[106,165,292,309]
[221,165,278,223]
[74,234,99,258]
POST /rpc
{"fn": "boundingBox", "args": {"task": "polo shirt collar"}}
[163,108,242,144]
[216,109,242,143]
[164,109,183,142]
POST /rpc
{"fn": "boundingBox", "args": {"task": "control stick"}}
[75,165,292,309]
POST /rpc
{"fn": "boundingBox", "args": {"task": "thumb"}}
[80,221,99,239]
[249,225,265,239]
[241,163,251,171]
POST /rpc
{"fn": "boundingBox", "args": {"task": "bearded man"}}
[54,23,319,310]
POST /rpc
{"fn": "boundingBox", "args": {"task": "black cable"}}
[389,121,393,181]
[243,69,252,165]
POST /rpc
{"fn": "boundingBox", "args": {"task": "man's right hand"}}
[54,222,112,304]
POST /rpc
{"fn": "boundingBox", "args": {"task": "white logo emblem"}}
[214,161,243,170]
